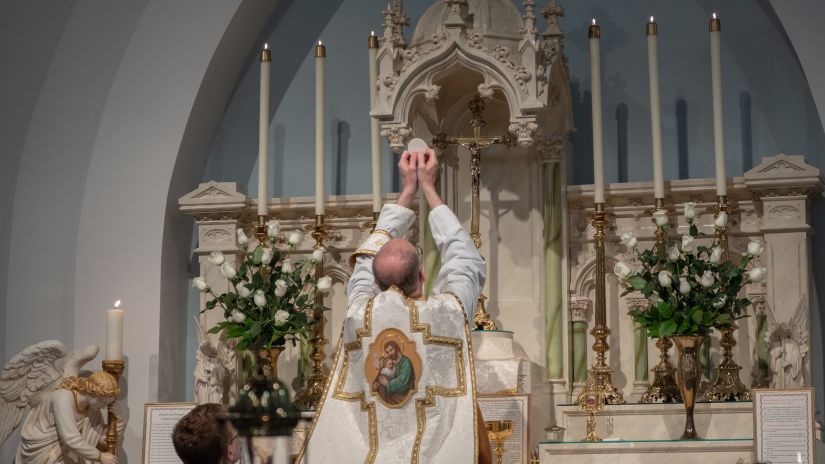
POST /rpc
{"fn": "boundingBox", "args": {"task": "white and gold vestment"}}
[300,203,486,463]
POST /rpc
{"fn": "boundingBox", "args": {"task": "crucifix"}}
[433,95,516,330]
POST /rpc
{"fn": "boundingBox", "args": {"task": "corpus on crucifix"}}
[432,94,517,331]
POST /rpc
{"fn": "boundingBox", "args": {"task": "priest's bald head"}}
[372,238,425,297]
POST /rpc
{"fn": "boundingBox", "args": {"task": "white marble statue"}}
[194,317,236,405]
[0,340,123,464]
[767,296,809,388]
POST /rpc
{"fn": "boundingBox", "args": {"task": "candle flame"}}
[712,12,717,19]
[264,43,269,50]
[318,40,323,46]
[650,16,654,23]
[371,30,376,36]
[591,18,596,25]
[114,300,121,308]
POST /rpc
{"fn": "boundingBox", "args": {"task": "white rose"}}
[679,277,691,295]
[288,230,304,246]
[312,248,325,262]
[709,246,724,264]
[231,310,246,323]
[748,267,767,283]
[653,210,668,227]
[714,211,728,229]
[208,251,225,266]
[274,279,287,297]
[658,270,673,288]
[681,235,696,253]
[667,246,682,263]
[700,270,715,288]
[267,220,280,238]
[281,258,294,274]
[683,202,696,220]
[614,261,632,280]
[253,290,267,308]
[220,262,237,279]
[712,294,728,309]
[261,247,273,266]
[317,276,332,293]
[274,310,290,325]
[236,228,249,245]
[235,282,251,298]
[192,277,209,292]
[747,240,764,257]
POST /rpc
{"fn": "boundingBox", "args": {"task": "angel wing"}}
[0,340,67,446]
[789,294,809,359]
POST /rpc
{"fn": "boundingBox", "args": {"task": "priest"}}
[299,149,491,463]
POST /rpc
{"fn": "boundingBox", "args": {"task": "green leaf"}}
[252,246,264,264]
[205,299,217,310]
[689,224,698,237]
[626,275,647,290]
[249,321,261,338]
[658,301,672,319]
[659,320,677,337]
[691,309,704,323]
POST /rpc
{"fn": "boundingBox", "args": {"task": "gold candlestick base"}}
[640,337,682,403]
[588,325,624,405]
[705,324,751,401]
[102,360,125,454]
[576,370,605,442]
[295,215,330,410]
[472,293,497,331]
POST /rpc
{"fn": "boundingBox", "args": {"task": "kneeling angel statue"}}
[0,340,124,464]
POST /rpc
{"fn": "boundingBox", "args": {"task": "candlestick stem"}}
[295,215,329,410]
[102,360,125,455]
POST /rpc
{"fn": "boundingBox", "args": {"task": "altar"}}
[176,0,824,463]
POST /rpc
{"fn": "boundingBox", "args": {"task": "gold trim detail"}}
[373,229,393,240]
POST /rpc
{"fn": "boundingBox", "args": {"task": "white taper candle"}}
[368,32,382,213]
[710,13,726,196]
[315,41,327,215]
[589,19,605,204]
[106,300,124,361]
[647,17,665,199]
[258,44,271,217]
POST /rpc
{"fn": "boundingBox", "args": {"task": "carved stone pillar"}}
[569,297,591,398]
[626,297,650,399]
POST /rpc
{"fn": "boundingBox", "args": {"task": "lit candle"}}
[106,300,124,361]
[647,16,664,199]
[258,44,271,217]
[589,19,605,204]
[709,13,726,196]
[315,40,326,215]
[368,31,382,214]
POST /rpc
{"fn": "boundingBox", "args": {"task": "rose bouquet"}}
[615,202,766,337]
[192,220,331,350]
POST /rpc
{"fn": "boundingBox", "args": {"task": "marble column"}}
[544,156,564,379]
[626,297,650,399]
[570,297,591,397]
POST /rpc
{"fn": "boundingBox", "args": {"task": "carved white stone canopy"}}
[373,0,572,152]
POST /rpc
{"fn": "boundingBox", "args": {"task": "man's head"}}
[373,239,424,297]
[384,341,401,361]
[173,403,240,464]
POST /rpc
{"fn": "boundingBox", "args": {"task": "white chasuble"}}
[299,289,478,463]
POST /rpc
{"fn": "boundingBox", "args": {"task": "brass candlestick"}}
[102,359,125,454]
[295,215,330,410]
[640,337,682,403]
[576,370,605,442]
[255,214,267,244]
[485,420,514,464]
[705,195,751,401]
[641,198,680,403]
[584,202,624,405]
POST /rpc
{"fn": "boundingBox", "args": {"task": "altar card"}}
[478,393,529,463]
[142,402,196,464]
[753,388,815,464]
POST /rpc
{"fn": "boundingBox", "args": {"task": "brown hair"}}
[172,403,233,464]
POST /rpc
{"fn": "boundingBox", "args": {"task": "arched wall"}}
[3,0,825,461]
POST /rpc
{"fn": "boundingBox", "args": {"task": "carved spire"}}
[391,0,410,47]
[542,0,564,38]
[381,4,395,44]
[522,0,538,37]
[444,0,468,28]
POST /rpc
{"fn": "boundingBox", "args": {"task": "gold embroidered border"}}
[409,296,469,464]
[331,298,379,463]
